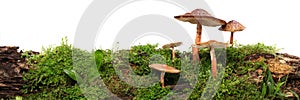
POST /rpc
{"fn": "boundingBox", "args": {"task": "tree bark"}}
[0,46,38,98]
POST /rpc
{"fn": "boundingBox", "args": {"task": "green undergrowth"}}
[19,38,290,99]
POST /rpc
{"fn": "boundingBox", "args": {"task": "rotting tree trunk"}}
[0,46,38,98]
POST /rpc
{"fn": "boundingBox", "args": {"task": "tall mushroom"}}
[174,9,226,45]
[174,9,226,63]
[162,42,182,64]
[149,64,180,88]
[219,20,246,46]
[193,40,228,78]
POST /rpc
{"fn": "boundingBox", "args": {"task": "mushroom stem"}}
[192,23,202,64]
[192,22,202,64]
[230,32,234,45]
[196,24,202,45]
[192,47,200,64]
[210,47,217,79]
[172,47,175,64]
[160,72,165,88]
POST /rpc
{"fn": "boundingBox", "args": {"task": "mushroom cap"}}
[190,9,212,16]
[192,40,229,48]
[174,16,226,26]
[149,64,180,73]
[162,42,182,49]
[219,20,246,32]
[174,9,226,26]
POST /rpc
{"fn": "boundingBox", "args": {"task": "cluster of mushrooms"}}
[149,8,245,88]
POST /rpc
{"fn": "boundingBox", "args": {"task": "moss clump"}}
[22,38,290,99]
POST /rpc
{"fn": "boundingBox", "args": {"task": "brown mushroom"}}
[149,64,180,88]
[174,9,226,44]
[193,40,228,78]
[192,40,229,48]
[162,42,182,64]
[219,20,246,45]
[174,9,226,63]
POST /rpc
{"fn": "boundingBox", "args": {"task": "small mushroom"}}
[162,42,182,64]
[192,40,229,48]
[149,64,180,88]
[193,40,228,78]
[219,20,246,45]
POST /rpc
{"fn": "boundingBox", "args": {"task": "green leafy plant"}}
[63,69,77,81]
[260,68,287,99]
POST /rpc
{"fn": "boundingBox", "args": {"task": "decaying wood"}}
[0,46,37,98]
[246,53,300,98]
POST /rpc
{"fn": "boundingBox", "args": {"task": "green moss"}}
[21,38,287,99]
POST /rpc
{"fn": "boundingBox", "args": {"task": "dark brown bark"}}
[0,46,37,98]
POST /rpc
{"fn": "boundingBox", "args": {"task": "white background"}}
[0,0,300,56]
